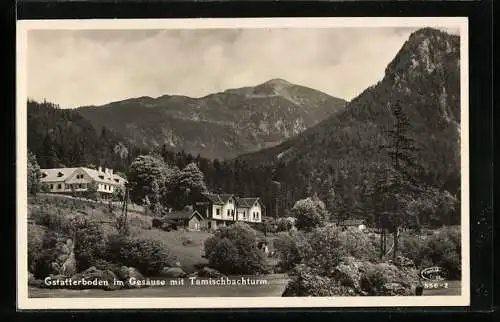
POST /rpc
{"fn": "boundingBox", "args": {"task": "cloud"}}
[26,26,458,108]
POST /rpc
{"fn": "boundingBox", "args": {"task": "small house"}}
[194,193,263,231]
[337,218,366,231]
[162,207,204,231]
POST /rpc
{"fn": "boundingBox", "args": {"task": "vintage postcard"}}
[17,17,469,309]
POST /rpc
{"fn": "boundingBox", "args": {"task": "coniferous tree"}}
[376,101,421,261]
[27,151,41,195]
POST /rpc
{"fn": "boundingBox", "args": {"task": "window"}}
[57,184,61,190]
[50,184,54,190]
[227,209,230,217]
[216,208,220,216]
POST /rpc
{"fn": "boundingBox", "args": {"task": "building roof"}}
[338,219,365,226]
[40,167,127,185]
[236,197,260,208]
[40,168,79,182]
[163,210,202,220]
[202,193,224,205]
[84,167,126,185]
[202,193,234,205]
[219,194,234,203]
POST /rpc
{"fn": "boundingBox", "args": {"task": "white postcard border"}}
[16,17,470,310]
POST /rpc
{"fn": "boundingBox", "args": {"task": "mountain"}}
[76,79,347,160]
[27,100,145,172]
[228,28,461,219]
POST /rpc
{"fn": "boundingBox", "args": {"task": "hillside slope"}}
[230,28,461,217]
[27,100,144,171]
[76,79,347,160]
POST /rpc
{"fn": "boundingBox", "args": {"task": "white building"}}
[39,166,127,197]
[194,193,263,230]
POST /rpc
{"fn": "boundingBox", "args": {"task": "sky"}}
[26,27,459,108]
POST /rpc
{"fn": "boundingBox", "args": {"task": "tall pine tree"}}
[376,101,421,261]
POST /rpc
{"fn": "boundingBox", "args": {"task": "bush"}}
[359,262,418,296]
[105,234,172,276]
[276,217,294,232]
[291,196,328,232]
[399,226,461,279]
[28,225,45,274]
[424,226,461,279]
[204,222,269,275]
[73,216,106,272]
[33,208,73,236]
[93,259,122,275]
[303,225,346,276]
[282,265,356,297]
[273,230,309,271]
[30,231,61,278]
[338,228,379,263]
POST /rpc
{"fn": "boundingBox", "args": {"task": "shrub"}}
[93,258,122,275]
[290,195,328,231]
[276,217,294,232]
[282,265,356,297]
[204,222,269,275]
[424,226,461,279]
[398,226,461,279]
[105,234,172,276]
[30,231,61,278]
[275,225,380,274]
[273,230,309,271]
[73,216,106,272]
[338,228,379,262]
[33,208,73,236]
[28,225,46,274]
[359,262,417,296]
[303,225,346,276]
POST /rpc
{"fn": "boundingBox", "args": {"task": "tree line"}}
[28,98,459,237]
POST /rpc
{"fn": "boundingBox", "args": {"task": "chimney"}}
[108,168,113,176]
[98,166,102,173]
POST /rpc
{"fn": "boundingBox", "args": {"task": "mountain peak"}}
[263,78,292,86]
[408,27,458,41]
[384,26,460,82]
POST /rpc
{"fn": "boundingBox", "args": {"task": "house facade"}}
[40,166,127,198]
[194,193,263,230]
[162,208,204,231]
[235,197,263,223]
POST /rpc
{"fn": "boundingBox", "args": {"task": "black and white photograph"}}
[16,17,469,309]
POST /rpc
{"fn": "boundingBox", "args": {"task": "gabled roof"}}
[338,219,365,226]
[40,168,80,182]
[219,194,235,203]
[83,168,126,185]
[202,193,234,205]
[236,197,260,208]
[40,167,127,185]
[202,193,224,205]
[164,210,202,220]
